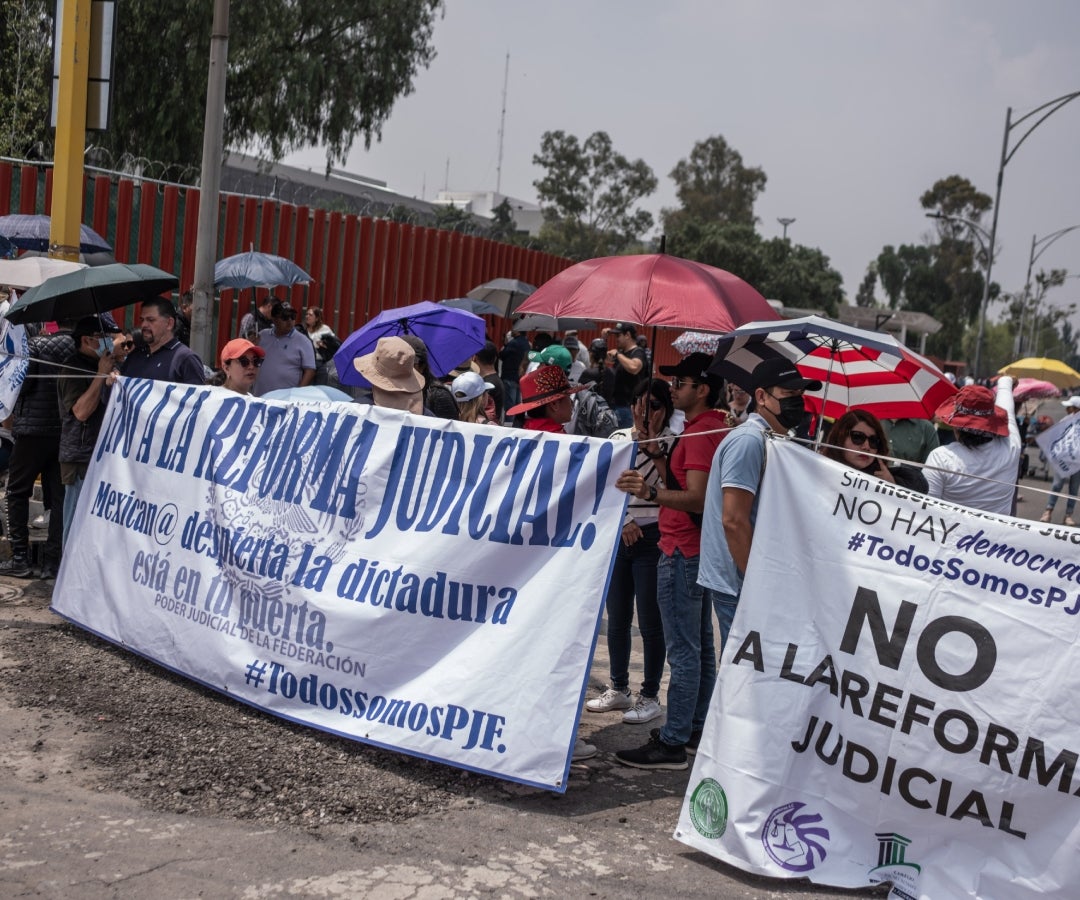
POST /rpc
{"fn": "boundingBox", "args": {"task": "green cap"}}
[528,344,573,373]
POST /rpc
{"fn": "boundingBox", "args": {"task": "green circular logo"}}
[689,778,728,839]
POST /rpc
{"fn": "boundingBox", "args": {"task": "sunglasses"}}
[648,399,665,411]
[113,339,134,350]
[231,356,263,368]
[848,430,881,450]
[670,378,700,390]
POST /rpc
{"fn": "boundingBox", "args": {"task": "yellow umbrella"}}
[998,357,1080,389]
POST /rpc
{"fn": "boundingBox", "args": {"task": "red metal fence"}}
[0,161,682,370]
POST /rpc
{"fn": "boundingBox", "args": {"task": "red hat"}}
[506,365,587,416]
[935,385,1009,437]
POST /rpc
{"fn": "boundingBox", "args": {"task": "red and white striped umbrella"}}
[708,315,957,422]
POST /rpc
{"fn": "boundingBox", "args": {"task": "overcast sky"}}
[285,1,1080,330]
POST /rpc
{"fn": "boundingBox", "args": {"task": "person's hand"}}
[632,395,648,436]
[97,352,116,376]
[607,348,618,362]
[621,521,643,547]
[646,403,666,439]
[615,469,649,499]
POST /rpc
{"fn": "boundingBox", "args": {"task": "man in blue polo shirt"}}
[122,298,206,385]
[253,301,315,396]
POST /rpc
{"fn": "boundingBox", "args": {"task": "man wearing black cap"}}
[606,323,648,429]
[253,301,315,396]
[58,314,122,544]
[698,357,821,652]
[612,352,728,770]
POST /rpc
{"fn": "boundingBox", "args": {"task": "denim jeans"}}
[612,405,633,430]
[604,523,665,697]
[62,474,85,546]
[655,550,716,746]
[503,380,521,410]
[1046,470,1080,516]
[705,587,740,656]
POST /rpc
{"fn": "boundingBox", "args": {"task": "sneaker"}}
[39,563,59,581]
[585,686,632,712]
[31,511,50,528]
[622,694,663,724]
[572,738,597,761]
[0,556,31,578]
[1066,516,1077,528]
[1040,510,1052,523]
[615,732,687,770]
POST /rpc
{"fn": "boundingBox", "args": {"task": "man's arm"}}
[721,486,755,574]
[608,347,644,375]
[298,368,316,387]
[616,467,708,513]
[70,355,115,421]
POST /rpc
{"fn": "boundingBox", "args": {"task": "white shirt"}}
[924,377,1021,515]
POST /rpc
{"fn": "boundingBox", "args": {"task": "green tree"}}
[854,266,878,308]
[666,220,843,318]
[532,130,657,259]
[89,0,443,171]
[0,0,53,159]
[661,134,767,233]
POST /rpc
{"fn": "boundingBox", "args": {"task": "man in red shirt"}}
[612,352,729,770]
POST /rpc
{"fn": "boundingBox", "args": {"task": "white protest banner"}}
[676,439,1080,899]
[1036,414,1080,479]
[0,300,29,419]
[52,377,630,791]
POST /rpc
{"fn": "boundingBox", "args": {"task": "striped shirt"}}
[612,426,676,527]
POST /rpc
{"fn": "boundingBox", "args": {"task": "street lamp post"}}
[777,217,796,240]
[973,89,1080,377]
[1017,225,1080,354]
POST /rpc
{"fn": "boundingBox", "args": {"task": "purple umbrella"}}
[335,301,486,386]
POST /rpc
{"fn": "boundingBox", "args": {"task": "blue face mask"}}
[96,336,114,356]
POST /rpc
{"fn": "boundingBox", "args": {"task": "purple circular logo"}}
[761,801,830,872]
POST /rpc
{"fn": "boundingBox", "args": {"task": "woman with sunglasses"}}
[220,338,265,395]
[821,409,928,492]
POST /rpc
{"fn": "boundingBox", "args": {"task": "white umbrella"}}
[0,257,88,290]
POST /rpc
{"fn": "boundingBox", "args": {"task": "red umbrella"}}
[514,253,780,332]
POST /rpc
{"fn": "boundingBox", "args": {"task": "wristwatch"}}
[647,484,658,502]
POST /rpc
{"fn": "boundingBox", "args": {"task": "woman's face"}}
[843,421,881,469]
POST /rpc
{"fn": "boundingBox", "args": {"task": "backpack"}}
[571,388,618,438]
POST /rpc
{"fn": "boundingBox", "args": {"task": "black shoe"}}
[615,731,688,770]
[0,556,32,578]
[39,564,59,581]
[685,729,703,756]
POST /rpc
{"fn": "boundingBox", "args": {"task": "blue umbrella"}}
[263,385,355,404]
[0,214,112,253]
[335,301,486,386]
[213,250,312,289]
[439,297,502,316]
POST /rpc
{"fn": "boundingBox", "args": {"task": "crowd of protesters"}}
[0,284,1076,775]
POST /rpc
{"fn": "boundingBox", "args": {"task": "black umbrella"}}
[4,263,178,324]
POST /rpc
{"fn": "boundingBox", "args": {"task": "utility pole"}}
[190,0,229,365]
[495,52,509,195]
[49,0,92,261]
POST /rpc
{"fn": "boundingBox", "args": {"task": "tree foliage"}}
[666,220,843,317]
[22,0,443,172]
[532,130,657,259]
[0,0,53,159]
[661,134,767,233]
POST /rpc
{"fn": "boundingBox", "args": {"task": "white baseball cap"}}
[1062,396,1080,410]
[451,371,494,402]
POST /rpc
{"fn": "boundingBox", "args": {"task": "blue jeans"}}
[612,405,633,429]
[705,587,740,656]
[62,474,85,546]
[503,380,521,410]
[604,523,665,697]
[1046,470,1080,516]
[655,550,716,746]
